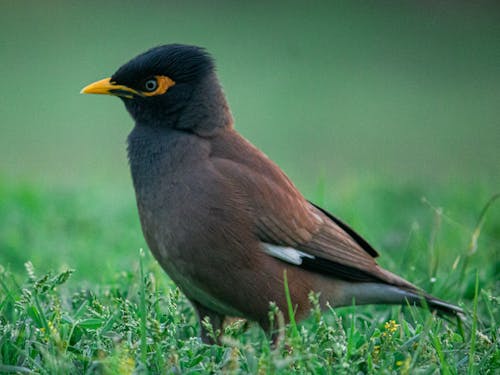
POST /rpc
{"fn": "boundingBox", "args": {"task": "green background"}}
[1,1,499,190]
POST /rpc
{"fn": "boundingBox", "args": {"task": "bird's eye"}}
[144,78,158,92]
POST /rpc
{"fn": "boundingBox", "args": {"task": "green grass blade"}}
[283,269,299,340]
[138,249,148,368]
[467,272,480,375]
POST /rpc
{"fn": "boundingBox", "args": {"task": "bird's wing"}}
[211,155,390,284]
[307,201,379,257]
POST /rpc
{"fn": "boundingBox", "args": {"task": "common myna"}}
[81,44,462,343]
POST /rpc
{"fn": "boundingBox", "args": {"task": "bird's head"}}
[81,44,232,135]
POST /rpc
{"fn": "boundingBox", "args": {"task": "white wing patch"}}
[262,243,315,265]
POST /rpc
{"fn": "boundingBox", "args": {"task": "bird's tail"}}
[402,289,464,316]
[337,269,463,317]
[377,268,464,316]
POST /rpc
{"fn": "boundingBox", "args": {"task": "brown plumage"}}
[81,44,462,343]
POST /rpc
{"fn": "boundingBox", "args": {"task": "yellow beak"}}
[80,77,142,99]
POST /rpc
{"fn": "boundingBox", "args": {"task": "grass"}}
[0,180,498,373]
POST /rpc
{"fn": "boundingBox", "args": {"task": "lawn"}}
[0,180,498,373]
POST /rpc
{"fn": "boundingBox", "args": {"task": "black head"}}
[82,44,232,134]
[112,44,214,85]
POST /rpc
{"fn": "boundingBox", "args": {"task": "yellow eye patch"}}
[81,75,176,99]
[142,75,176,96]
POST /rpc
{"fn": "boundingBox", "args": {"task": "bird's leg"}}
[259,317,285,348]
[191,300,225,345]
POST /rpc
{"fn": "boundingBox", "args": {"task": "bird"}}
[81,44,463,343]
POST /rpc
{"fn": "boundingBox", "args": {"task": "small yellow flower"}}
[384,320,399,333]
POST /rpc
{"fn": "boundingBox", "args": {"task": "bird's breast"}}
[127,127,199,247]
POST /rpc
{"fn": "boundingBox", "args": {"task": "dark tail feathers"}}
[421,293,464,316]
[401,288,464,317]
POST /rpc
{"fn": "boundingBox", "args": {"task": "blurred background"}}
[1,1,499,282]
[1,0,499,189]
